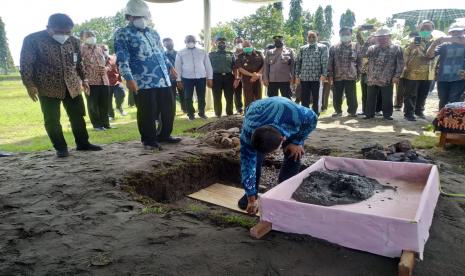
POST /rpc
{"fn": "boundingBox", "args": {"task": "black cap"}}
[272,35,283,40]
[216,37,226,42]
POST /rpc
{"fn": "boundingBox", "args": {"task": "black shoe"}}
[93,127,105,131]
[404,116,416,121]
[144,142,162,151]
[363,116,374,119]
[103,126,117,130]
[188,115,195,121]
[383,116,394,121]
[76,144,102,151]
[199,114,208,119]
[347,113,357,118]
[331,112,342,117]
[416,113,426,119]
[159,136,182,143]
[238,194,248,210]
[56,149,70,157]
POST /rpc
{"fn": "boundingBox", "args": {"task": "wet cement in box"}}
[292,170,396,206]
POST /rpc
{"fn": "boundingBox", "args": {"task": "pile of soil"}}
[194,115,243,133]
[292,170,393,206]
[202,128,240,149]
[361,140,431,163]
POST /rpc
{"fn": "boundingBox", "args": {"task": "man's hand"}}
[328,77,333,85]
[320,75,326,82]
[246,196,258,215]
[82,81,90,96]
[263,80,269,86]
[177,81,184,90]
[126,80,139,94]
[295,78,301,85]
[207,79,213,89]
[284,144,305,161]
[27,86,39,102]
[392,77,400,85]
[170,68,178,80]
[233,79,241,89]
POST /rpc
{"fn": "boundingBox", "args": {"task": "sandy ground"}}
[1,96,465,276]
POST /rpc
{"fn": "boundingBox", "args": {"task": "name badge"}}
[73,53,78,63]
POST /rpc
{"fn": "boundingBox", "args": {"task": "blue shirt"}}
[435,43,465,82]
[240,97,318,196]
[114,24,173,89]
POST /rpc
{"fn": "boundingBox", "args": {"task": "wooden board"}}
[188,183,259,215]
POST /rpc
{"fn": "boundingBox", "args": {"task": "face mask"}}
[235,43,243,49]
[419,31,432,39]
[104,50,110,56]
[274,41,283,48]
[133,18,147,29]
[218,44,226,50]
[52,34,69,44]
[340,35,352,43]
[186,42,195,49]
[308,42,316,46]
[85,37,97,45]
[243,47,253,54]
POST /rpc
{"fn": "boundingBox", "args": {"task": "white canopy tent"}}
[144,0,281,109]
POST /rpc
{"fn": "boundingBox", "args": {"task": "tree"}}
[0,17,16,74]
[339,9,356,29]
[302,10,314,42]
[313,6,325,38]
[199,22,237,49]
[322,5,333,41]
[73,11,126,53]
[284,0,304,49]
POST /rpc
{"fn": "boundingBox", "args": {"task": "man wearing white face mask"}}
[175,35,214,120]
[328,27,361,117]
[115,0,180,150]
[20,13,102,157]
[80,30,112,131]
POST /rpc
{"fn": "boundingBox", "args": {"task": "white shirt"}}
[175,47,213,81]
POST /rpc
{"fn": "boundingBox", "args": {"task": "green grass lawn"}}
[0,79,215,152]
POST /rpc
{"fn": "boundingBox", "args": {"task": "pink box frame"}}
[259,157,440,259]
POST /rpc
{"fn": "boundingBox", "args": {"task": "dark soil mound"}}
[194,115,243,133]
[292,170,391,206]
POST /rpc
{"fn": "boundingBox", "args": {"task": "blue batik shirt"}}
[240,97,318,196]
[114,23,173,89]
[435,42,465,82]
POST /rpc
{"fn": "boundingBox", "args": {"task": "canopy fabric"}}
[393,9,465,22]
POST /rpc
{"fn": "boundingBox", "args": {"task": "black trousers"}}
[361,74,382,114]
[403,79,432,117]
[85,85,110,128]
[128,91,135,107]
[366,85,393,118]
[212,73,234,117]
[300,81,320,114]
[39,91,89,151]
[170,80,186,113]
[267,82,292,98]
[333,80,358,115]
[437,80,465,109]
[182,78,206,117]
[108,84,125,118]
[233,81,243,113]
[134,87,174,145]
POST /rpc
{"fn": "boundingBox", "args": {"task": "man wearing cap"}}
[20,13,102,157]
[115,0,180,150]
[357,24,382,116]
[402,21,436,121]
[209,37,235,117]
[175,35,214,120]
[427,23,465,109]
[328,27,361,117]
[263,35,295,99]
[295,30,328,114]
[235,40,264,107]
[364,27,404,120]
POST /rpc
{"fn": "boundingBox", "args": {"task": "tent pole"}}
[204,0,213,110]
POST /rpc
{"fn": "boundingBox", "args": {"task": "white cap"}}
[448,23,465,32]
[374,27,391,37]
[125,0,151,18]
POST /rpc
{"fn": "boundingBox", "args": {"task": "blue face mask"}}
[340,35,352,43]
